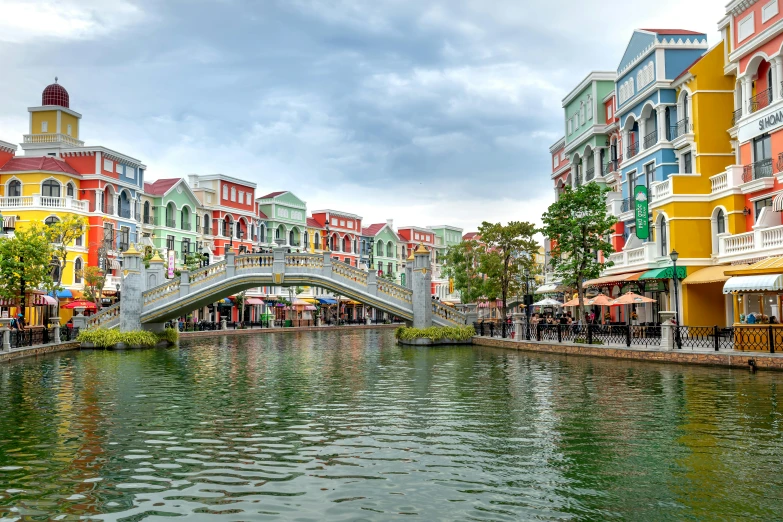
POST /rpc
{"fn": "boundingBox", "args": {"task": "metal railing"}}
[627,142,639,158]
[166,219,176,228]
[750,88,772,113]
[732,108,743,126]
[741,158,773,183]
[643,129,658,149]
[669,117,690,140]
[585,166,595,181]
[620,197,634,213]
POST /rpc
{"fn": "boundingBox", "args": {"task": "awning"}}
[584,272,644,287]
[726,256,783,276]
[109,259,121,270]
[245,297,265,305]
[317,297,338,305]
[41,295,57,306]
[535,283,559,294]
[682,265,734,285]
[218,298,232,304]
[299,298,319,304]
[2,216,15,229]
[142,236,155,247]
[639,266,687,280]
[774,193,783,212]
[723,274,783,294]
[49,289,73,298]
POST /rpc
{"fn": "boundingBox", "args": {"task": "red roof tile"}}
[257,210,268,219]
[260,191,286,199]
[0,156,79,175]
[641,29,704,35]
[362,223,387,236]
[306,217,323,229]
[463,232,479,240]
[144,178,181,195]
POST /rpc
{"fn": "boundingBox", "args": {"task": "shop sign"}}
[739,107,783,142]
[634,185,649,240]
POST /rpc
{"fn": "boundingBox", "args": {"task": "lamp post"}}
[325,225,331,252]
[369,237,374,270]
[524,268,531,324]
[670,249,680,325]
[116,283,121,302]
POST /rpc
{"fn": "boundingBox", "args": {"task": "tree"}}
[443,239,485,305]
[0,223,55,308]
[44,215,87,311]
[476,221,538,322]
[541,183,616,323]
[80,266,106,307]
[183,252,202,272]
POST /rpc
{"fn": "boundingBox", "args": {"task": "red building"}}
[310,209,362,266]
[397,226,436,264]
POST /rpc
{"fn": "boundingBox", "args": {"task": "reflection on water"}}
[0,330,782,520]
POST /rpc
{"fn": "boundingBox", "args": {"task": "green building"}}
[142,178,203,266]
[256,191,308,249]
[361,221,399,281]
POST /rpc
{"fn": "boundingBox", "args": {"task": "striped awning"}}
[723,274,783,294]
[774,193,783,212]
[584,271,644,287]
[2,216,15,229]
[0,294,52,306]
[109,259,121,270]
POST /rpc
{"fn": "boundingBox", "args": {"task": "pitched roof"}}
[306,217,323,229]
[641,29,704,35]
[259,191,286,199]
[144,178,181,196]
[362,223,387,236]
[0,156,79,175]
[258,209,268,219]
[463,232,479,240]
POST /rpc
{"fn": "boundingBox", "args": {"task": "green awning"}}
[639,266,687,280]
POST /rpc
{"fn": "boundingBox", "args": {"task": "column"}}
[656,106,667,141]
[775,57,783,101]
[639,118,647,149]
[622,129,629,159]
[411,245,432,329]
[119,245,143,332]
[742,76,753,112]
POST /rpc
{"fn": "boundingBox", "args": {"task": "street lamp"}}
[369,237,374,270]
[325,224,331,251]
[116,283,121,302]
[670,249,680,325]
[524,268,531,324]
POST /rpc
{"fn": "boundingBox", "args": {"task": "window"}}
[659,217,667,257]
[120,227,129,251]
[165,203,175,227]
[42,179,60,198]
[223,184,228,200]
[103,222,114,247]
[376,241,383,256]
[755,197,773,221]
[166,235,175,252]
[738,12,755,42]
[579,102,585,125]
[347,221,354,229]
[7,180,21,197]
[587,96,593,120]
[74,258,83,284]
[386,242,393,257]
[607,104,613,120]
[238,191,243,203]
[683,152,692,174]
[754,133,772,161]
[627,170,637,196]
[45,216,60,226]
[182,238,191,256]
[340,220,346,227]
[717,209,726,234]
[67,124,72,136]
[76,233,83,247]
[567,119,572,134]
[181,207,190,230]
[246,193,251,205]
[314,232,320,248]
[41,121,48,133]
[203,214,211,235]
[230,187,236,202]
[645,163,655,187]
[144,201,151,223]
[331,217,338,225]
[303,231,309,246]
[763,0,779,23]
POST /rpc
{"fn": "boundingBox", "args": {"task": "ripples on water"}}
[0,330,782,520]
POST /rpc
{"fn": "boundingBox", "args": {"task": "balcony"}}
[732,108,743,126]
[166,219,176,228]
[182,221,191,231]
[649,179,671,204]
[23,133,84,147]
[604,242,659,274]
[620,197,634,213]
[749,89,772,113]
[0,196,89,212]
[709,165,744,193]
[585,166,595,181]
[668,118,691,141]
[627,142,639,159]
[143,215,153,225]
[643,129,658,149]
[742,158,773,183]
[717,224,783,263]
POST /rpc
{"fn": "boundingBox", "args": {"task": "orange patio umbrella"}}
[612,292,656,305]
[587,294,616,307]
[562,297,587,307]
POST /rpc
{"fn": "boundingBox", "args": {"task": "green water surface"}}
[0,329,781,520]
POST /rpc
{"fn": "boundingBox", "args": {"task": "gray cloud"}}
[0,0,724,231]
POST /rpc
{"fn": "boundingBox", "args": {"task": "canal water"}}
[0,330,782,521]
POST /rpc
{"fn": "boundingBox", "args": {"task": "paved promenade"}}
[473,336,783,371]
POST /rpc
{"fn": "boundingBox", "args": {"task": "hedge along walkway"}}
[0,342,81,364]
[473,336,783,372]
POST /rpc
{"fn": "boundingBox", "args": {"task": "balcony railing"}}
[604,155,623,175]
[718,224,783,261]
[181,221,191,231]
[586,166,595,181]
[0,196,89,211]
[668,118,690,140]
[105,203,115,216]
[643,129,658,149]
[749,88,772,113]
[23,133,84,147]
[143,215,153,225]
[574,174,582,186]
[203,226,211,236]
[620,197,634,213]
[732,108,743,126]
[118,207,131,219]
[742,158,773,183]
[166,219,176,228]
[627,142,639,159]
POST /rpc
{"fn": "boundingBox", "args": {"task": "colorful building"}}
[361,221,399,280]
[256,191,308,249]
[143,178,203,268]
[310,210,362,266]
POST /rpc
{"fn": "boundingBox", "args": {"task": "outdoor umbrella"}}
[531,298,563,307]
[587,294,616,306]
[562,297,588,307]
[612,292,656,325]
[62,300,98,310]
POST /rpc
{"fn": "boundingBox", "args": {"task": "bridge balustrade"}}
[190,261,228,288]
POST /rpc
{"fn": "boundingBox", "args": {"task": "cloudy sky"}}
[0,0,725,232]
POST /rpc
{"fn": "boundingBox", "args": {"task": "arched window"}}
[304,231,309,247]
[166,203,176,227]
[42,179,60,198]
[289,230,295,246]
[180,207,190,231]
[203,214,211,235]
[386,242,393,258]
[45,216,60,226]
[143,201,151,223]
[66,182,75,197]
[223,217,233,237]
[717,209,726,234]
[74,258,83,284]
[315,232,321,249]
[659,216,668,257]
[683,92,690,121]
[7,180,21,198]
[118,191,131,218]
[376,240,384,257]
[259,224,265,242]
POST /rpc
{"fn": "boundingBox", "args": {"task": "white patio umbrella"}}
[531,298,564,307]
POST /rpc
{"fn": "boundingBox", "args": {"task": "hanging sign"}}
[168,250,175,277]
[634,185,649,240]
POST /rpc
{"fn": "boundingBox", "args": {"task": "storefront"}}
[723,258,783,351]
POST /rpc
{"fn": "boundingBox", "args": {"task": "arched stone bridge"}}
[87,250,466,330]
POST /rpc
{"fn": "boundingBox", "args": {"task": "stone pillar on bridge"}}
[179,269,190,298]
[226,249,236,279]
[145,251,166,290]
[272,246,286,284]
[322,252,333,280]
[405,250,413,290]
[367,270,378,296]
[119,245,143,332]
[411,244,432,329]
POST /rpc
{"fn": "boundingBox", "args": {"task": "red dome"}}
[42,79,69,108]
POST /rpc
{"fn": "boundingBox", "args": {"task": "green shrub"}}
[77,328,176,348]
[395,325,475,342]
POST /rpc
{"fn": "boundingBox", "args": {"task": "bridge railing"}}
[432,300,467,325]
[377,279,413,303]
[235,254,273,270]
[331,259,368,286]
[190,261,228,287]
[87,302,121,328]
[143,278,181,307]
[285,253,323,268]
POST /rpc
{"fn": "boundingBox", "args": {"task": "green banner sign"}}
[634,185,649,240]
